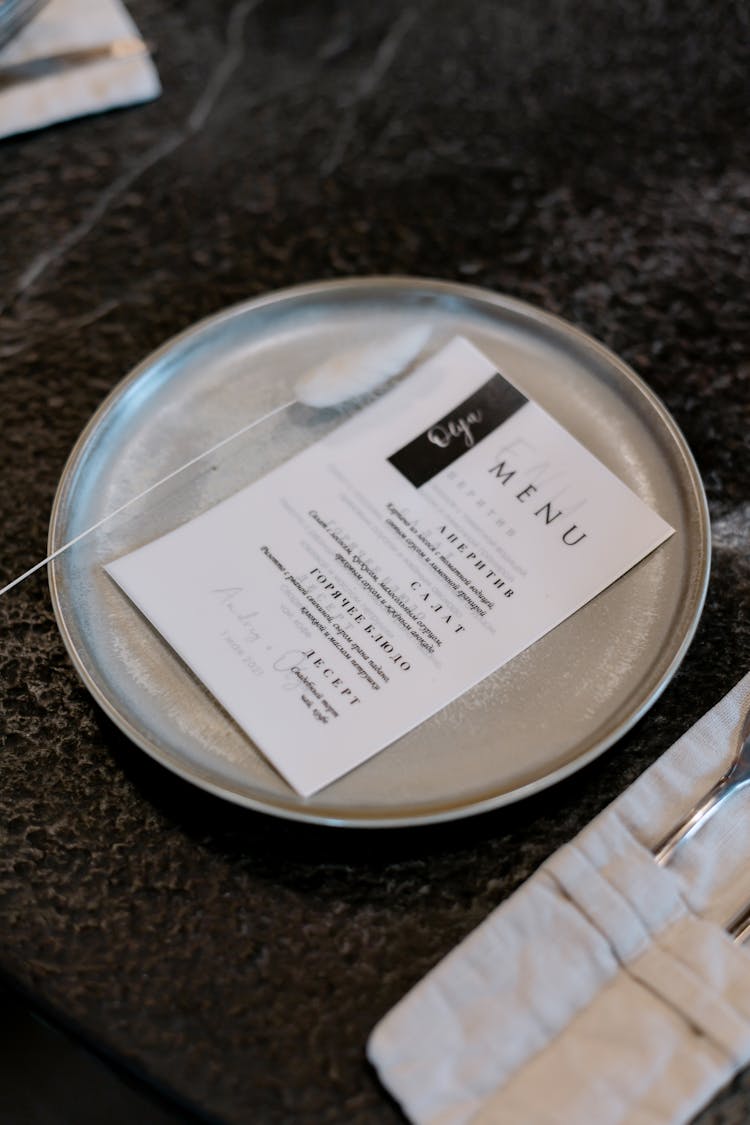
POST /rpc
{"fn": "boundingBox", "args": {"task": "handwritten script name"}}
[428,409,483,450]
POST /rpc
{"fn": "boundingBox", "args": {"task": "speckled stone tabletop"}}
[1,1,748,1122]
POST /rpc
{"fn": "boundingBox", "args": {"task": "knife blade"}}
[0,36,148,91]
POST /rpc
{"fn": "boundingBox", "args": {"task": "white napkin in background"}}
[0,0,160,140]
[368,671,750,1125]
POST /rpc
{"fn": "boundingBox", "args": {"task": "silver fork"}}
[652,703,750,866]
[0,0,49,51]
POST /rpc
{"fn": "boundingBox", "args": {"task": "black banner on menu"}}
[388,371,528,488]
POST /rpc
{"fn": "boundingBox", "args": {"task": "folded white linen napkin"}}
[368,671,750,1125]
[0,0,160,140]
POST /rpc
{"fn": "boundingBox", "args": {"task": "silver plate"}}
[49,277,710,827]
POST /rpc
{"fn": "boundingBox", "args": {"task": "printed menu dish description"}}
[106,337,673,796]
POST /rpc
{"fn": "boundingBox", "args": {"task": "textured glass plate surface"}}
[48,278,710,827]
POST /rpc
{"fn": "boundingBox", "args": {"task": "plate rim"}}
[48,275,711,828]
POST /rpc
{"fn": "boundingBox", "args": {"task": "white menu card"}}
[107,337,673,795]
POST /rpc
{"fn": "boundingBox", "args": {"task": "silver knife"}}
[0,36,148,91]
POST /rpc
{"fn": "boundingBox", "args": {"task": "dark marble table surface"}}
[1,1,748,1121]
